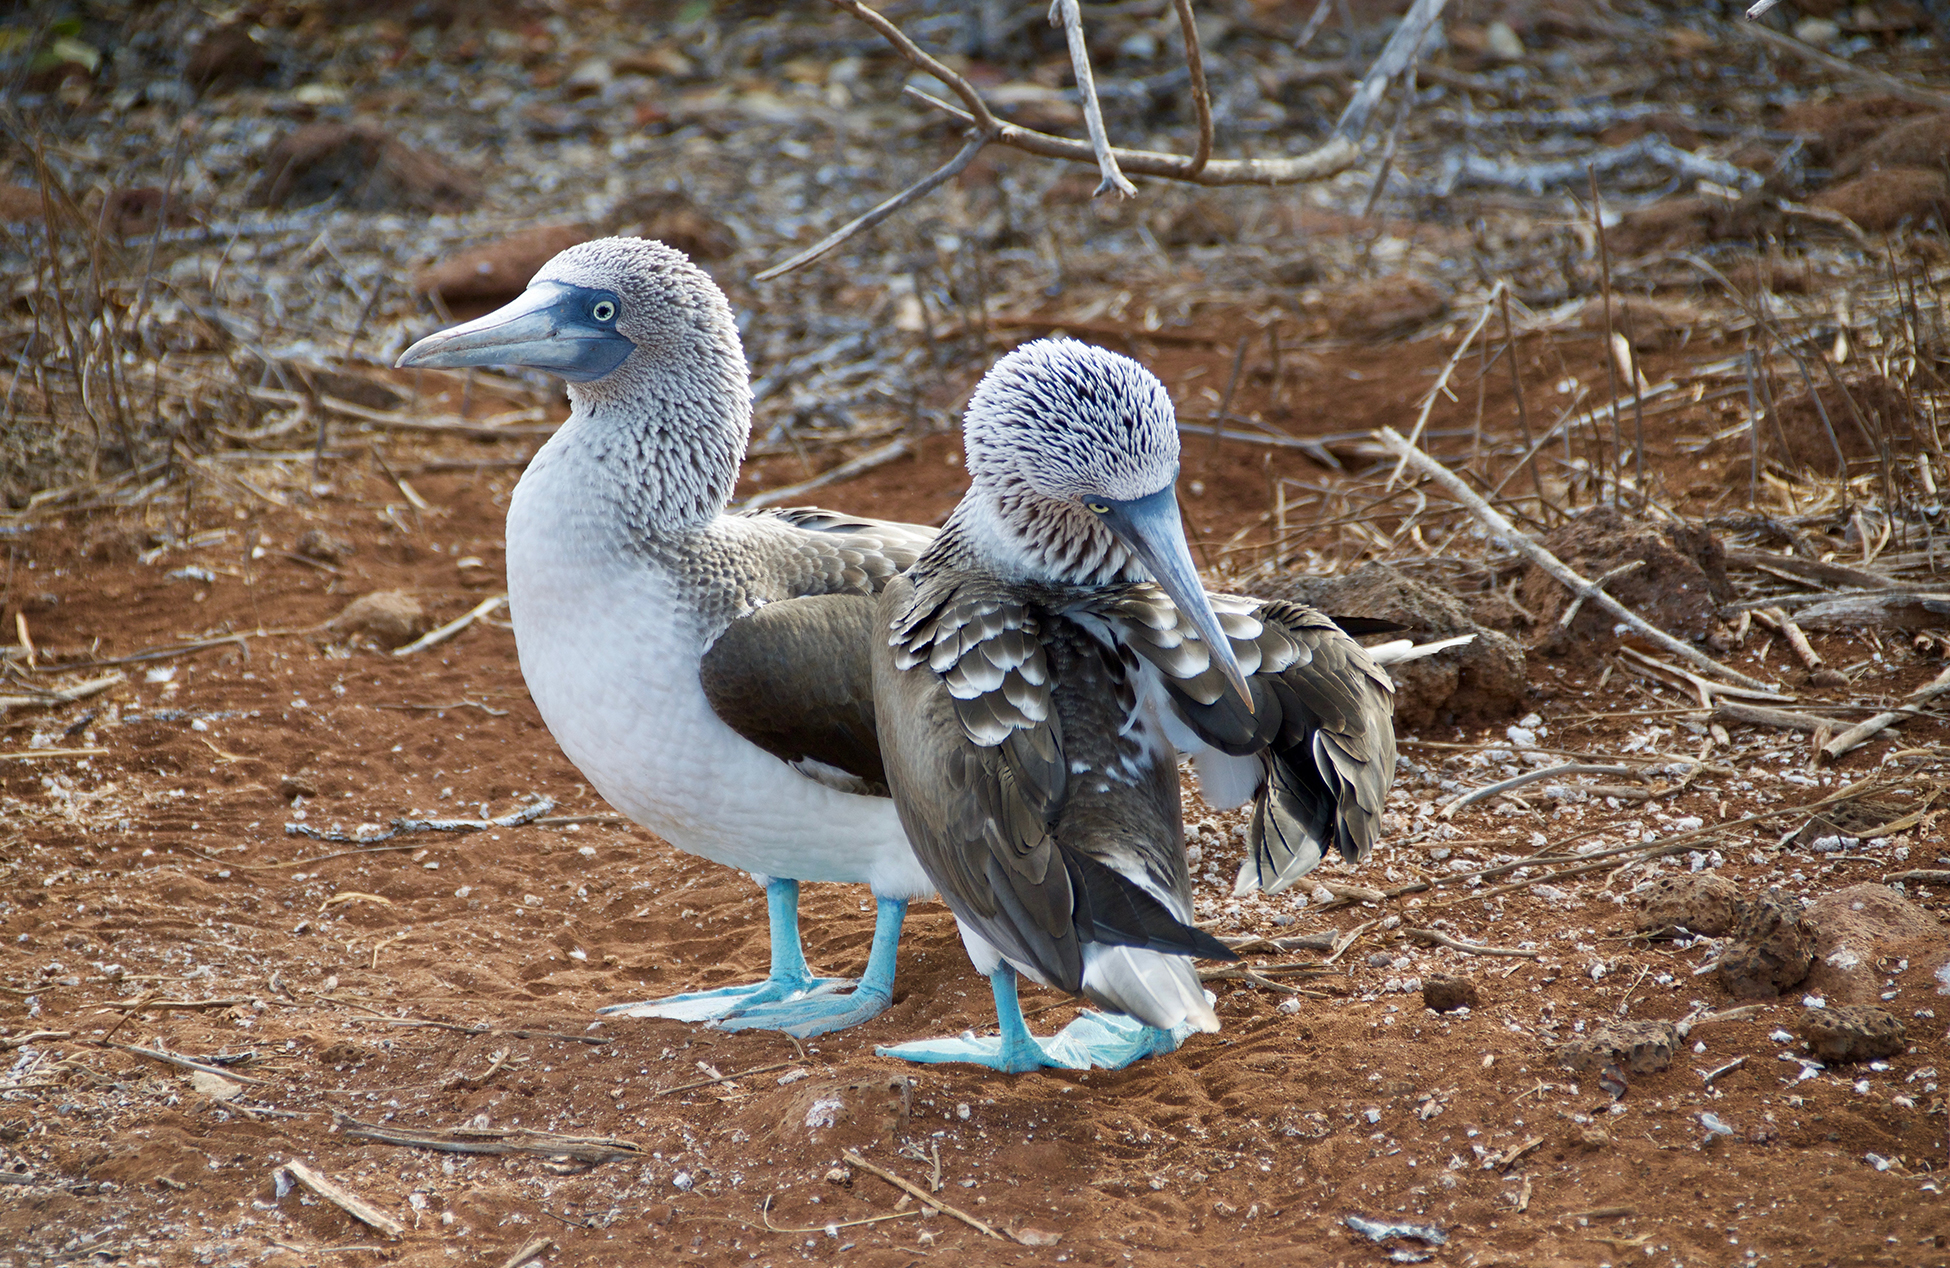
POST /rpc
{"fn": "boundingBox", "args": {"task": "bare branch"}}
[1050,0,1136,198]
[849,0,1367,186]
[754,134,991,282]
[1334,0,1448,141]
[909,88,1360,186]
[1169,0,1214,177]
[1730,19,1950,112]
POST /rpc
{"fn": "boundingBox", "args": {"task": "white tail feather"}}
[1080,944,1220,1033]
[1364,633,1475,666]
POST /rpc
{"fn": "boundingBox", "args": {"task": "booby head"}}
[960,339,1252,711]
[395,236,742,394]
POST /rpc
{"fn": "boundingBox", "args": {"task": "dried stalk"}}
[1821,663,1950,760]
[1169,0,1214,176]
[1050,0,1135,197]
[1377,427,1777,692]
[1386,281,1506,488]
[755,135,992,282]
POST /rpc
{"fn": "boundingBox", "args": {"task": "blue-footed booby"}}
[395,237,935,1037]
[871,339,1399,1073]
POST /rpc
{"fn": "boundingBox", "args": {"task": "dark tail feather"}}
[1066,851,1237,962]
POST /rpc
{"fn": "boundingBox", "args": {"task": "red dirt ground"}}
[2,332,1947,1268]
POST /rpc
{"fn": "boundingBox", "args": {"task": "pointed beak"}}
[1097,485,1254,713]
[395,281,633,383]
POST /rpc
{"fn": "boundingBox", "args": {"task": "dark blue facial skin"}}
[1089,480,1254,713]
[395,281,634,383]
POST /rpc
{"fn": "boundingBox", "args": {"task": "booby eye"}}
[1085,501,1110,514]
[591,299,618,323]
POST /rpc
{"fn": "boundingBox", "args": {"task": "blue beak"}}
[1097,485,1254,713]
[395,281,634,383]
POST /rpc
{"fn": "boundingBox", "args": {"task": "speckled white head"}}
[961,339,1181,505]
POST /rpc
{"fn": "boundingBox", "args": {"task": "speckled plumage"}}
[875,340,1398,1042]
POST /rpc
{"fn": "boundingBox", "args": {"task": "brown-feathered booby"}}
[395,237,934,1037]
[871,339,1399,1071]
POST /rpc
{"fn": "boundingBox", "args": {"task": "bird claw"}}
[714,983,891,1038]
[596,975,851,1024]
[876,1012,1187,1073]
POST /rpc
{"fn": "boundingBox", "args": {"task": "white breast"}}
[505,455,932,899]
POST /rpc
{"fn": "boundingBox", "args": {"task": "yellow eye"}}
[1085,501,1110,514]
[592,300,617,322]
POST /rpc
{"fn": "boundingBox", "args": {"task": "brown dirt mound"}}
[1776,94,1935,165]
[1838,111,1950,178]
[251,122,481,213]
[1264,562,1528,730]
[1518,507,1732,655]
[414,224,594,308]
[1607,194,1780,255]
[1766,372,1921,474]
[1812,166,1950,231]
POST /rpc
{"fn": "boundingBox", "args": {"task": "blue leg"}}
[598,878,846,1023]
[876,965,1193,1073]
[718,897,908,1037]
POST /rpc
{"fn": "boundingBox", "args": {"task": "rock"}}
[1422,974,1478,1013]
[1777,94,1934,166]
[1558,1020,1677,1074]
[295,529,355,564]
[1575,1125,1612,1150]
[1804,883,1947,1005]
[1795,1004,1906,1063]
[329,591,428,647]
[1718,889,1814,999]
[278,773,318,800]
[608,190,735,262]
[1518,506,1733,655]
[184,21,273,95]
[1811,167,1950,233]
[1633,873,1739,938]
[1263,562,1526,730]
[414,224,592,309]
[1318,275,1449,341]
[251,123,479,213]
[1838,112,1950,178]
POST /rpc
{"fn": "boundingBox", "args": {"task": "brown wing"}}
[875,571,1231,994]
[1111,586,1398,893]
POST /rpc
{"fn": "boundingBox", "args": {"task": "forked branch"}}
[767,0,1447,277]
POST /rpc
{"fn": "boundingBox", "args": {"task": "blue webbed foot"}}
[598,974,847,1024]
[602,890,908,1039]
[875,966,1190,1072]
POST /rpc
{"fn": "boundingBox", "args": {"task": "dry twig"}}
[1378,427,1776,693]
[842,1150,1004,1241]
[279,1159,405,1238]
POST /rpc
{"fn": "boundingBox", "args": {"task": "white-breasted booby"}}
[871,339,1399,1072]
[395,237,934,1037]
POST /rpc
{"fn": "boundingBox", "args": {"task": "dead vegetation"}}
[2,2,1949,1266]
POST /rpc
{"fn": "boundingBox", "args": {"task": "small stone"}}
[1422,974,1479,1014]
[1576,1125,1612,1150]
[294,529,355,563]
[190,1070,242,1100]
[184,21,272,95]
[824,1166,851,1186]
[278,773,318,800]
[1634,872,1738,938]
[329,591,428,647]
[1557,1020,1677,1074]
[1796,1005,1906,1064]
[1718,888,1814,999]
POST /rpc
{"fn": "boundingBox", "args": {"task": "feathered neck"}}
[934,477,1140,588]
[543,321,752,533]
